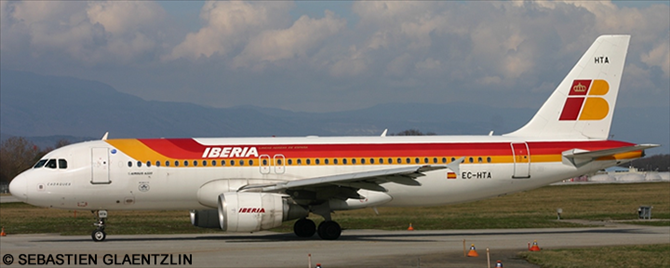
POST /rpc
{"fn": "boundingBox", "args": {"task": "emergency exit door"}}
[511,142,530,178]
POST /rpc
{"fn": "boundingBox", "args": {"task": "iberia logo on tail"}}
[559,79,609,121]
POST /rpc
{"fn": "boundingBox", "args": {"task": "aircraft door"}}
[259,155,271,174]
[273,155,285,174]
[91,148,111,184]
[511,142,531,178]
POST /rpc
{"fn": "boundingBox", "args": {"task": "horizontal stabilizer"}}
[562,144,659,167]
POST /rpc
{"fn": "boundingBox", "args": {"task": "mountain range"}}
[1,70,667,155]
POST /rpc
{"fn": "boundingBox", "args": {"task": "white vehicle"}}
[9,35,657,241]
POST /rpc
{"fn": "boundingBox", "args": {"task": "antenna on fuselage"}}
[101,132,109,140]
[381,129,388,137]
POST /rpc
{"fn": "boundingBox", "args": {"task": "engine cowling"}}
[190,209,220,228]
[218,192,308,232]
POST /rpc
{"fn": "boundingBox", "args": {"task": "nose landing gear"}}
[91,210,107,242]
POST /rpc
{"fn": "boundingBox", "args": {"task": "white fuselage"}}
[10,135,631,211]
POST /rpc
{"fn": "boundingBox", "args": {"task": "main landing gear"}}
[292,218,342,240]
[292,203,342,240]
[91,210,107,242]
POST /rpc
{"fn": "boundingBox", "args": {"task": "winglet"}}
[446,157,465,174]
[101,132,109,140]
[381,129,388,137]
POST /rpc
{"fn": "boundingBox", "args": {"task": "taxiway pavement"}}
[1,222,668,267]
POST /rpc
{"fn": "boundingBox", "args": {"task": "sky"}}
[1,1,669,113]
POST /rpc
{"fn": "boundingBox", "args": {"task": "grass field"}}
[518,244,670,268]
[1,182,667,235]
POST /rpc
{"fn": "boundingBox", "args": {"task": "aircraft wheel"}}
[91,229,106,242]
[317,220,341,240]
[294,218,316,237]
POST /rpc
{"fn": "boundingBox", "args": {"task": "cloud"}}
[232,11,346,69]
[165,1,294,61]
[1,1,667,112]
[1,1,166,65]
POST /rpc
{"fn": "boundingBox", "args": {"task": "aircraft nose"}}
[9,172,29,202]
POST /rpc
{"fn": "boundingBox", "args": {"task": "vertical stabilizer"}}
[505,35,630,140]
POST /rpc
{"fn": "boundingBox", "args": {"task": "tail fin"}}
[505,35,630,140]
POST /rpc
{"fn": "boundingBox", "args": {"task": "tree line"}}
[0,137,69,184]
[622,154,670,172]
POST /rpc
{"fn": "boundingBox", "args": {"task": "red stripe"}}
[132,139,636,159]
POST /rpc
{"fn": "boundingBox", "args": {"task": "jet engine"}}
[190,209,220,228]
[218,192,308,232]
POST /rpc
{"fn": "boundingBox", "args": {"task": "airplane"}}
[9,35,658,242]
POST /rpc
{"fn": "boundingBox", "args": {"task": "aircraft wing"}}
[240,165,445,194]
[562,143,659,167]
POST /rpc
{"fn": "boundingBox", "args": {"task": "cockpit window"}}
[46,159,57,169]
[34,159,47,168]
[58,159,67,169]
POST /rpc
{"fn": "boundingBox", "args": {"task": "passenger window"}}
[333,159,338,165]
[230,160,235,166]
[397,158,402,164]
[360,158,365,164]
[288,159,293,165]
[184,161,189,167]
[315,159,320,165]
[146,161,151,167]
[378,158,383,164]
[477,157,482,163]
[34,159,47,168]
[451,157,456,162]
[56,159,67,169]
[433,158,437,164]
[277,159,282,165]
[370,158,374,164]
[212,160,217,166]
[165,161,170,167]
[352,158,357,164]
[324,159,329,165]
[193,161,197,166]
[156,161,160,167]
[127,161,132,167]
[297,159,302,165]
[239,160,244,166]
[306,159,311,165]
[468,157,473,163]
[221,160,226,166]
[202,160,207,166]
[406,158,410,164]
[424,158,429,164]
[174,161,179,167]
[343,159,347,164]
[415,158,420,164]
[137,161,142,167]
[442,157,447,163]
[248,160,253,166]
[263,159,268,165]
[487,157,492,163]
[388,158,393,164]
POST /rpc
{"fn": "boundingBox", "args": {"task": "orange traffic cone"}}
[529,240,541,251]
[1,227,6,236]
[407,223,414,231]
[495,260,503,267]
[467,244,479,257]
